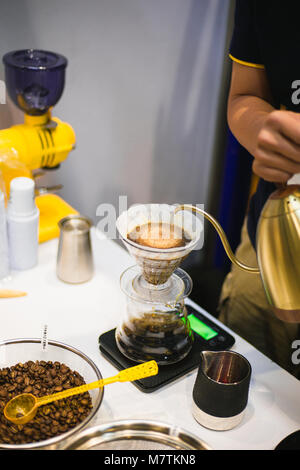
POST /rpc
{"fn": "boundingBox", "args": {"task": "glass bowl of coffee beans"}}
[0,338,103,449]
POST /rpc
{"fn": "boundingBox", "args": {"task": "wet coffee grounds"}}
[0,360,93,445]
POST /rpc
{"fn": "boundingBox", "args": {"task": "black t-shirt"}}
[229,0,300,248]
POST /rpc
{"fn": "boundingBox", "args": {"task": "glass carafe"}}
[116,266,194,365]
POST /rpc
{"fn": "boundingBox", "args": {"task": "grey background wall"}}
[0,0,231,224]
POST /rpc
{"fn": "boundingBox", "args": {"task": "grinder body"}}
[0,113,75,171]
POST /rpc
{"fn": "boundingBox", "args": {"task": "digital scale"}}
[99,301,235,393]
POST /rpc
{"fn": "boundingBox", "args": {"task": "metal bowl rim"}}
[63,419,211,450]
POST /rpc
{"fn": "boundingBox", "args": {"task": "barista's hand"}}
[228,63,300,183]
[254,111,300,183]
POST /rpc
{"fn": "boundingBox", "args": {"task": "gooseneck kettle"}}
[176,184,300,323]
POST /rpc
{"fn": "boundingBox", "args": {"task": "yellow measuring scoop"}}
[4,360,158,425]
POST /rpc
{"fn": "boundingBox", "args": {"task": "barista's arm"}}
[228,62,300,183]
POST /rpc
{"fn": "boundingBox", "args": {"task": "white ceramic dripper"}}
[116,204,203,286]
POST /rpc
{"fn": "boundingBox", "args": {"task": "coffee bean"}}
[0,360,93,445]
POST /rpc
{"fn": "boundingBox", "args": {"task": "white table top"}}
[1,228,300,450]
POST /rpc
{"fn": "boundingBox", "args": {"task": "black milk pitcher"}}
[192,350,251,431]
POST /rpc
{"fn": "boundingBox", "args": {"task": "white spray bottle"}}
[7,177,39,270]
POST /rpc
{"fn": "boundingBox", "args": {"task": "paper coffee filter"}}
[117,204,202,247]
[116,204,203,285]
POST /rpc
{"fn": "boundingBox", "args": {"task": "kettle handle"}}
[175,205,260,274]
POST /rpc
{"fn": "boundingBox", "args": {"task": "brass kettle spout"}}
[175,205,259,274]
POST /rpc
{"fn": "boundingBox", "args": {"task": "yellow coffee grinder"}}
[0,49,77,242]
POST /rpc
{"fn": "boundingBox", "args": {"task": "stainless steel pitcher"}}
[56,215,94,284]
